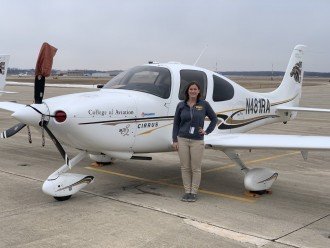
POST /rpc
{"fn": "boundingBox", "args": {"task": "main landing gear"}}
[223,150,278,195]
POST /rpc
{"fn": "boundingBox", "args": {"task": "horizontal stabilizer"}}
[277,106,330,113]
[0,102,26,113]
[205,133,330,151]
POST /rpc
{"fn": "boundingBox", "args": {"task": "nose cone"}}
[11,104,49,126]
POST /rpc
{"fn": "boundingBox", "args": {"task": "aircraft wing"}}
[205,133,330,151]
[276,106,330,113]
[0,102,26,113]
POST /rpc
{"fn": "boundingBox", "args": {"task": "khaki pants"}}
[177,137,205,194]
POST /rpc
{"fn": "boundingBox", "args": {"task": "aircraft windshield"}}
[103,66,171,99]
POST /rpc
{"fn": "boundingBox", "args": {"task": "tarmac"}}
[0,84,329,248]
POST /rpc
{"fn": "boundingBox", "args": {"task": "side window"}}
[212,75,234,101]
[179,70,207,100]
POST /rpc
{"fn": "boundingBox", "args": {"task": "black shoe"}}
[188,193,197,202]
[181,193,190,202]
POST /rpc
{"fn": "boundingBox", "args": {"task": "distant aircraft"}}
[18,72,28,77]
[1,44,330,201]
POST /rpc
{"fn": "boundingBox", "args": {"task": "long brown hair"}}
[184,81,201,101]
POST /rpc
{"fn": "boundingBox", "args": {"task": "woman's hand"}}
[199,128,207,135]
[172,142,179,151]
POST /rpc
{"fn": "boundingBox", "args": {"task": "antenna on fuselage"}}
[193,44,208,66]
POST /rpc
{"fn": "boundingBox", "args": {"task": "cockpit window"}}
[103,66,171,99]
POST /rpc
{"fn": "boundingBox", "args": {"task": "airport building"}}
[92,72,110,77]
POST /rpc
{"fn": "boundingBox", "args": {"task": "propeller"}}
[2,43,70,166]
[0,123,26,138]
[1,42,57,138]
[6,105,71,166]
[41,121,70,167]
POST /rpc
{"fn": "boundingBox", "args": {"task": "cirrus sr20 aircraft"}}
[1,44,329,201]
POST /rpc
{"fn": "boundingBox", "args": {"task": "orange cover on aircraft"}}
[35,42,57,77]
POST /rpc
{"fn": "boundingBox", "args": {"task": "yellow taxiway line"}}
[85,151,300,203]
[159,151,300,182]
[85,166,255,203]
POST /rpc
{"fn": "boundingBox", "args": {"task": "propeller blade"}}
[0,123,26,138]
[42,124,70,166]
[34,42,57,104]
[34,75,45,104]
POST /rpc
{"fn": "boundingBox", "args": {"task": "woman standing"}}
[172,82,218,202]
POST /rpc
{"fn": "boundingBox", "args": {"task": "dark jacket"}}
[172,99,218,142]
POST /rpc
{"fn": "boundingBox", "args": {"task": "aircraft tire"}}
[54,195,72,201]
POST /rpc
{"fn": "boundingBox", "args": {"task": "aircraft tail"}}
[0,55,10,92]
[271,45,306,107]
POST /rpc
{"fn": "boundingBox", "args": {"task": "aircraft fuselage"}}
[39,63,289,158]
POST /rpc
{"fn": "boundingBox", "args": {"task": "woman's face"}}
[188,84,200,99]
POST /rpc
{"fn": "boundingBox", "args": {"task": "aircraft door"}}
[168,68,209,116]
[178,70,208,101]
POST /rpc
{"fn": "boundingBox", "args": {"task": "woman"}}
[172,82,218,202]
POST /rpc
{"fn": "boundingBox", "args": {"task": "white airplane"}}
[18,72,28,77]
[1,45,330,201]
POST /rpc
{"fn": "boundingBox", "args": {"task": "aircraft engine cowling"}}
[42,173,94,197]
[244,168,278,191]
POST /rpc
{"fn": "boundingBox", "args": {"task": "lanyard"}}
[190,105,194,121]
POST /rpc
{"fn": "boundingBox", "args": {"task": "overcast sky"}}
[1,0,330,72]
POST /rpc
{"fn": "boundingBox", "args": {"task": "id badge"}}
[189,126,195,134]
